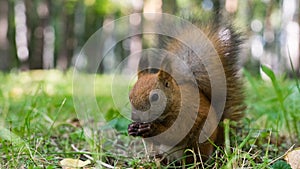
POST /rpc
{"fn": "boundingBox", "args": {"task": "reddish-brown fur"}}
[128,23,245,165]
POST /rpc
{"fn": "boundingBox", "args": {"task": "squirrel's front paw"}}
[128,122,151,137]
[128,122,139,136]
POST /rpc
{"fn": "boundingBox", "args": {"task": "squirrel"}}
[127,18,245,165]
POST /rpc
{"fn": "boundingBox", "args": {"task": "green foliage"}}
[0,70,299,168]
[251,0,267,20]
[271,160,292,169]
[287,49,300,94]
[260,65,299,141]
[93,0,117,15]
[105,108,131,134]
[244,66,300,143]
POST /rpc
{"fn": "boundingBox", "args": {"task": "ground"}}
[0,69,299,168]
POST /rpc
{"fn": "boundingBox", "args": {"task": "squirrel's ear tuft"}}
[158,70,173,85]
[158,70,168,79]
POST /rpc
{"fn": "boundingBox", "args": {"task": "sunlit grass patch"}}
[0,69,299,168]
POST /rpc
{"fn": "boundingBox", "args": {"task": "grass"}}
[0,69,299,168]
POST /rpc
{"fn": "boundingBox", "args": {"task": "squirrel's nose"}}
[131,110,141,122]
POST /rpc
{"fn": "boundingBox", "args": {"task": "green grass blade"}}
[261,65,293,141]
[287,47,300,94]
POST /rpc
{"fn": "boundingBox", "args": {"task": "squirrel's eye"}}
[165,81,170,88]
[150,93,159,102]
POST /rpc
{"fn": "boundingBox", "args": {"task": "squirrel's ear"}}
[158,57,172,79]
[158,56,173,82]
[158,70,172,79]
[158,70,172,83]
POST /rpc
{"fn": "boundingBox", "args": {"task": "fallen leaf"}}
[284,147,300,169]
[59,158,91,168]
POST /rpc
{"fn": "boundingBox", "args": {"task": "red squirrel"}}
[127,20,245,164]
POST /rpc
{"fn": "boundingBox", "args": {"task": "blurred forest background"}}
[0,0,299,76]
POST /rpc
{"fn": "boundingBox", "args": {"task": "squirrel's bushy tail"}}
[207,25,246,121]
[146,19,245,120]
[161,21,246,121]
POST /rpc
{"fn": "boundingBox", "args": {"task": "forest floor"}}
[0,69,299,168]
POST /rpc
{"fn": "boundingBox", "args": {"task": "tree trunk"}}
[0,0,10,71]
[7,0,19,70]
[25,0,44,69]
[56,2,76,70]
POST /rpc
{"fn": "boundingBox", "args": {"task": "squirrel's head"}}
[129,69,181,123]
